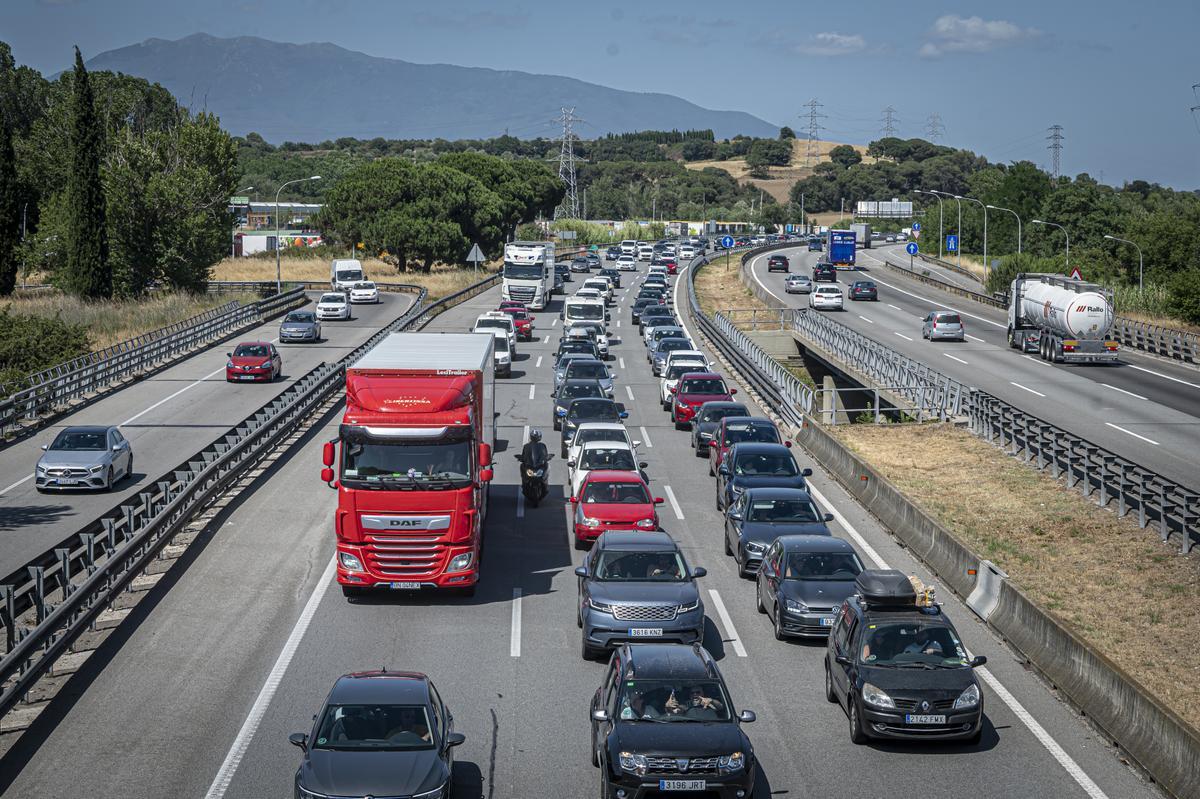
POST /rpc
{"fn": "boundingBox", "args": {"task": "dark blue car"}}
[722,488,832,577]
[715,442,813,512]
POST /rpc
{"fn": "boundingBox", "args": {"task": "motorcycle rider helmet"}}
[529,429,542,443]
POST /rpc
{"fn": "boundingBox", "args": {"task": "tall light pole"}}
[914,190,943,258]
[275,176,321,293]
[987,204,1022,255]
[958,195,987,274]
[931,189,961,269]
[1031,219,1069,270]
[232,186,254,258]
[1105,234,1144,290]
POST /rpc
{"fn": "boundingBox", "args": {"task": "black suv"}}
[825,570,988,745]
[767,254,789,273]
[600,266,622,287]
[812,262,837,282]
[591,643,757,798]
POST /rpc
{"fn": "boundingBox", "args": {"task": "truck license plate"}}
[820,616,835,626]
[660,780,706,791]
[628,628,663,637]
[390,582,421,590]
[905,714,946,725]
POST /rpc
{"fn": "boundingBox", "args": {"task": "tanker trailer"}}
[1006,273,1119,363]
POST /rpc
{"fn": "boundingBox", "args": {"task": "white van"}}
[619,240,638,256]
[330,259,365,291]
[562,297,608,327]
[637,245,655,261]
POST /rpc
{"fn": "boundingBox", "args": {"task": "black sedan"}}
[722,487,832,577]
[560,397,628,457]
[555,338,603,362]
[551,379,607,431]
[606,246,621,260]
[630,298,664,324]
[767,254,790,273]
[757,535,863,639]
[555,262,572,283]
[689,401,751,454]
[290,670,464,799]
[715,442,812,511]
[849,280,878,301]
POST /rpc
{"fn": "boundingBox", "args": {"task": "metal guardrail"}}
[0,274,503,718]
[0,289,310,438]
[206,279,425,296]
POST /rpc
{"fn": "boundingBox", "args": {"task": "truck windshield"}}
[342,439,472,489]
[336,269,363,282]
[504,263,544,280]
[567,304,604,321]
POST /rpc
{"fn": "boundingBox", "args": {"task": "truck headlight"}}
[953,683,980,709]
[338,551,364,572]
[718,752,745,774]
[447,552,474,573]
[618,752,648,776]
[861,682,896,709]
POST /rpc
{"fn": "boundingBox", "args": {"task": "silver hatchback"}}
[785,274,813,294]
[922,310,966,341]
[36,425,133,492]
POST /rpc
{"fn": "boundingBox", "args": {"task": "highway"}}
[0,293,417,573]
[0,256,1157,799]
[745,244,1200,489]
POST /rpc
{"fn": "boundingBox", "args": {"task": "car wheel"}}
[561,444,568,459]
[693,440,706,458]
[773,603,786,640]
[553,419,560,431]
[755,582,766,614]
[724,533,732,556]
[848,696,867,744]
[105,466,114,491]
[125,455,134,481]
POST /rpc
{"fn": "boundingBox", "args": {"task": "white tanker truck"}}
[1006,273,1119,363]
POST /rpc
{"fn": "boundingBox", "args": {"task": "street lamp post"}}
[1031,220,1069,270]
[1104,234,1144,290]
[275,176,321,294]
[987,204,1022,255]
[914,190,943,258]
[932,190,961,269]
[958,196,987,274]
[232,186,254,258]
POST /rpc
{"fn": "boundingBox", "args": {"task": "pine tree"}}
[0,116,17,295]
[65,46,109,298]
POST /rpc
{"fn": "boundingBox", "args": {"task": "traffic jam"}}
[296,238,990,799]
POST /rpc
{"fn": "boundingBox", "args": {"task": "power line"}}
[924,113,945,142]
[880,106,899,138]
[1046,124,1065,180]
[800,99,827,166]
[552,107,583,220]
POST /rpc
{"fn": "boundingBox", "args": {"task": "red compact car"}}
[672,372,736,429]
[498,301,527,312]
[499,306,535,340]
[570,471,663,549]
[225,341,282,382]
[662,257,678,274]
[708,416,785,477]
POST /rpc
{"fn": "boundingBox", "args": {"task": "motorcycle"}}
[515,450,552,507]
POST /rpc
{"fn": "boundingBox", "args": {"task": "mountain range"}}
[84,34,778,143]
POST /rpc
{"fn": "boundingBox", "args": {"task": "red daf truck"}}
[322,332,496,597]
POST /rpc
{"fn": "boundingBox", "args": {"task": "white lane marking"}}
[122,364,227,426]
[663,485,685,520]
[1125,363,1200,390]
[1105,422,1160,446]
[1101,383,1147,401]
[804,480,1110,799]
[0,474,33,495]
[966,334,986,342]
[616,319,621,328]
[887,303,902,310]
[858,315,874,324]
[893,332,913,341]
[203,556,336,799]
[528,384,536,400]
[510,588,523,657]
[638,425,653,448]
[535,355,542,369]
[543,335,550,344]
[746,252,789,304]
[944,353,969,365]
[1025,356,1053,368]
[707,589,748,657]
[551,317,558,328]
[625,385,635,402]
[859,251,1006,329]
[619,357,626,370]
[1010,381,1046,398]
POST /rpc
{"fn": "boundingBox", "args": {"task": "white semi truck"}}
[502,241,555,309]
[1006,273,1119,363]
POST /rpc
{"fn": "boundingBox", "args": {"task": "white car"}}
[615,255,637,271]
[348,281,379,304]
[663,349,710,374]
[659,359,708,409]
[575,288,602,302]
[583,278,613,303]
[568,440,646,498]
[679,245,696,260]
[563,324,610,359]
[316,292,351,320]
[637,246,655,261]
[473,312,517,354]
[810,285,844,311]
[566,422,641,469]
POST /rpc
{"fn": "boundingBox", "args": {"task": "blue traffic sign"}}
[946,234,958,253]
[720,235,735,249]
[912,222,921,232]
[905,242,919,256]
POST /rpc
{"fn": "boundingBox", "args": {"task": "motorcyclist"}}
[519,429,550,505]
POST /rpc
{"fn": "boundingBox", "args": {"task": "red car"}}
[569,470,663,549]
[499,306,535,340]
[498,301,527,312]
[225,341,282,382]
[672,372,736,429]
[708,416,785,477]
[662,257,678,274]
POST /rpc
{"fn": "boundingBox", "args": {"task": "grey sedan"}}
[576,530,707,659]
[36,425,133,492]
[278,309,322,342]
[785,274,813,294]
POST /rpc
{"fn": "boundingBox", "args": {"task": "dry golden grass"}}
[833,422,1200,728]
[685,138,875,203]
[1121,311,1200,336]
[210,256,496,301]
[2,292,243,351]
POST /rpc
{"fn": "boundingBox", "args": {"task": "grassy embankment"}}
[683,138,874,204]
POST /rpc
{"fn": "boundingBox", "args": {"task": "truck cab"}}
[503,241,555,309]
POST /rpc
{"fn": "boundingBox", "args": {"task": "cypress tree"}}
[0,116,17,295]
[65,46,109,298]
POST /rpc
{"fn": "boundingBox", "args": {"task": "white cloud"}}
[919,15,1041,58]
[793,32,866,57]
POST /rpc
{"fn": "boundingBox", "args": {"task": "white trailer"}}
[1006,273,1119,363]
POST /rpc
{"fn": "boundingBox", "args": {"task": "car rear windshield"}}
[666,363,706,380]
[581,480,648,504]
[595,550,686,582]
[313,704,435,751]
[576,428,626,447]
[854,282,875,288]
[656,340,692,355]
[746,498,821,523]
[475,319,510,330]
[698,405,748,423]
[567,304,604,321]
[560,342,597,356]
[567,362,608,379]
[579,447,636,471]
[733,452,798,475]
[936,313,961,324]
[784,552,863,581]
[50,430,107,450]
[234,344,270,357]
[724,423,779,444]
[680,379,727,395]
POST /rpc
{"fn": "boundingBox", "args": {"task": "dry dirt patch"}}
[210,256,495,301]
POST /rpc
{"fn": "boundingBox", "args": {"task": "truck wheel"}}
[1007,327,1019,349]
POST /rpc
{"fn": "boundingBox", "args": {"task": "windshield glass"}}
[746,498,821,522]
[935,314,961,324]
[560,382,605,401]
[320,294,345,304]
[784,551,863,581]
[353,282,375,289]
[724,423,779,444]
[860,622,969,667]
[285,311,315,323]
[581,480,649,504]
[596,551,684,582]
[657,340,691,354]
[680,379,727,395]
[503,263,544,279]
[336,269,364,282]
[475,319,511,330]
[734,452,798,476]
[313,704,434,751]
[342,438,471,489]
[567,304,604,321]
[560,343,597,357]
[576,428,627,448]
[567,362,608,380]
[651,328,683,342]
[666,363,705,380]
[50,430,106,450]
[617,679,732,722]
[580,447,636,471]
[568,400,619,422]
[234,344,270,357]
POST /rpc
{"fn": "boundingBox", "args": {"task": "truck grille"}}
[364,533,446,579]
[507,286,536,301]
[611,604,678,622]
[643,756,720,774]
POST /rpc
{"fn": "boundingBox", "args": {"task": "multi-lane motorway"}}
[0,255,1160,798]
[745,244,1200,489]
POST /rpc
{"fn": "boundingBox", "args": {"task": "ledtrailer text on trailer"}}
[1006,273,1119,363]
[323,332,496,596]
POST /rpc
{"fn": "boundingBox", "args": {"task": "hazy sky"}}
[8,0,1200,188]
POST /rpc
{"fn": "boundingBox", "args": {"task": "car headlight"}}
[447,552,474,573]
[338,551,364,572]
[89,464,106,473]
[953,683,981,709]
[297,784,328,799]
[619,751,648,776]
[581,516,602,527]
[412,782,449,799]
[589,598,615,613]
[226,360,235,368]
[677,598,701,613]
[36,465,47,475]
[260,361,272,369]
[861,682,896,709]
[784,598,808,614]
[634,518,656,529]
[718,751,745,774]
[744,540,766,554]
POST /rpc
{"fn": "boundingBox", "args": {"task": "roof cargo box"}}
[855,569,917,607]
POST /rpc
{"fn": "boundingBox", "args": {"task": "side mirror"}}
[835,654,851,667]
[569,496,579,503]
[638,461,648,469]
[479,442,492,466]
[557,408,567,417]
[225,352,232,358]
[322,440,335,467]
[575,566,588,578]
[514,453,522,460]
[718,464,730,476]
[619,412,629,419]
[567,460,576,468]
[480,468,494,483]
[654,497,665,504]
[692,566,707,578]
[669,385,678,393]
[446,732,466,748]
[592,709,610,722]
[970,655,988,668]
[632,440,642,448]
[288,732,308,751]
[801,468,813,477]
[321,467,335,485]
[823,513,835,523]
[111,444,122,452]
[738,710,757,723]
[729,388,738,395]
[41,444,48,451]
[708,440,718,448]
[784,440,793,448]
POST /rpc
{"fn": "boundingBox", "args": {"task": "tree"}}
[0,116,17,294]
[746,138,791,168]
[680,139,716,161]
[1166,268,1200,325]
[63,47,109,298]
[780,126,796,140]
[828,145,861,169]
